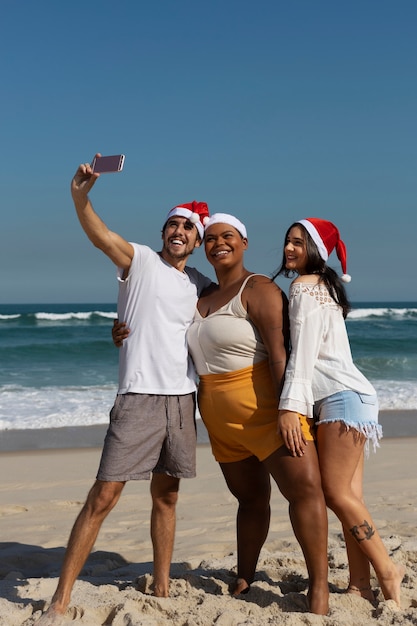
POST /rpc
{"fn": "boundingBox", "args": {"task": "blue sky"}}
[1,0,416,304]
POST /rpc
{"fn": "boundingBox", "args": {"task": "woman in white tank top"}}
[187,213,330,615]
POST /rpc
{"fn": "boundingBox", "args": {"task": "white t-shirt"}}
[279,282,375,418]
[117,244,211,395]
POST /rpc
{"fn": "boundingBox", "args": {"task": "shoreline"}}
[0,410,415,453]
[0,418,210,452]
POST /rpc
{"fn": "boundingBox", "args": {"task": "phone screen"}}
[91,154,125,173]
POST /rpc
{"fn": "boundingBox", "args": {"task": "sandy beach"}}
[0,412,416,625]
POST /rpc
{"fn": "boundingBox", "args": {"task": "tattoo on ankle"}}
[349,520,375,542]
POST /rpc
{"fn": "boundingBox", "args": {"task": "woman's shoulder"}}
[292,274,321,285]
[289,279,337,309]
[244,273,282,288]
[242,275,286,316]
[244,274,285,298]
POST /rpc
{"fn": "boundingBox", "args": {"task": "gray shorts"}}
[96,393,197,481]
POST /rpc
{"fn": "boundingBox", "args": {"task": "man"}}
[36,157,211,624]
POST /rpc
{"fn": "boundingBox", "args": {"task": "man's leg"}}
[35,480,125,624]
[150,473,180,597]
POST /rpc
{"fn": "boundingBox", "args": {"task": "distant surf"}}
[0,302,416,430]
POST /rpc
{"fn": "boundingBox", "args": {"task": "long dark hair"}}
[272,222,351,319]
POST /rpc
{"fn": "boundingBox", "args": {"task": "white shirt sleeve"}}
[278,284,325,418]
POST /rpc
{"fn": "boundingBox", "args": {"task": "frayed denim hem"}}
[317,418,383,457]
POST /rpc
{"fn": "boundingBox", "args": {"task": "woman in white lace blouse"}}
[274,218,404,607]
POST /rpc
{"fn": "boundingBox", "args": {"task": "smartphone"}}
[91,154,125,174]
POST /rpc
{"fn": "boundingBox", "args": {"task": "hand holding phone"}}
[91,154,125,174]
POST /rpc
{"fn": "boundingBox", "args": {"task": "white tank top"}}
[187,275,269,375]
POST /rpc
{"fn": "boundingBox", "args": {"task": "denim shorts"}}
[314,390,383,455]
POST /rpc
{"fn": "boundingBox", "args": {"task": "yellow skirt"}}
[198,359,314,463]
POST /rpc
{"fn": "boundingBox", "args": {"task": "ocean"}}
[0,302,416,432]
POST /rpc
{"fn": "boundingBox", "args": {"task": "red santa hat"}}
[297,218,351,283]
[166,201,210,238]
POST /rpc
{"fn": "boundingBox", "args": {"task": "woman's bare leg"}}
[220,456,271,594]
[317,423,404,606]
[341,453,375,601]
[263,444,329,615]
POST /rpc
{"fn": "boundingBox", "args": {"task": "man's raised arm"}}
[71,156,134,270]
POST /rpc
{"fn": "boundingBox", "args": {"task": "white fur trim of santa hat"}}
[204,213,247,239]
[166,201,210,238]
[298,219,329,261]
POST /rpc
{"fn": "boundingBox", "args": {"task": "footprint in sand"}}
[0,504,28,517]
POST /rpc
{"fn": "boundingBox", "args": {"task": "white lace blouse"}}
[278,282,375,418]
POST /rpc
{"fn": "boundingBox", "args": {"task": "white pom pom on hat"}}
[189,213,199,224]
[166,201,210,238]
[297,218,351,282]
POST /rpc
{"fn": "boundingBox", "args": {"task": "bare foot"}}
[230,577,250,596]
[307,582,329,615]
[34,606,66,625]
[380,563,406,607]
[347,585,377,604]
[152,577,170,598]
[153,585,169,598]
